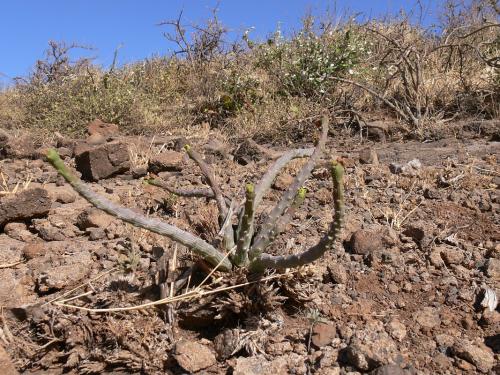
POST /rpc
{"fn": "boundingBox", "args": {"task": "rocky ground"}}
[0,118,498,374]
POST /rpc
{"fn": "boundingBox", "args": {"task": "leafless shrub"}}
[30,41,94,84]
[0,1,498,139]
[158,6,229,65]
[328,2,499,134]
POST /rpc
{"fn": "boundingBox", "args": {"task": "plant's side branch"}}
[456,22,500,40]
[233,184,255,267]
[251,187,306,254]
[253,148,314,209]
[235,147,314,243]
[441,22,500,45]
[250,161,344,271]
[46,149,232,272]
[184,144,235,251]
[249,116,329,260]
[184,145,228,218]
[146,178,215,198]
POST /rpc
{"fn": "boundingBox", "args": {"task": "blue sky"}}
[0,1,439,85]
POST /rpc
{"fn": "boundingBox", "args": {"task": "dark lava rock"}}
[147,151,184,173]
[0,188,51,227]
[75,142,130,181]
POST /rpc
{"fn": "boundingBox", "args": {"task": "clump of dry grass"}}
[0,1,498,140]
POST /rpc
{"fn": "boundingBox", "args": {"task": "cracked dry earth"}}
[0,120,498,374]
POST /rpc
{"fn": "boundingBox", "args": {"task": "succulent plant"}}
[46,115,345,274]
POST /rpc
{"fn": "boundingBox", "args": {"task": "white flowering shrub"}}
[256,26,367,97]
[219,69,262,114]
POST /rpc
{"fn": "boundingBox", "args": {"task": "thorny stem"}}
[145,178,215,198]
[183,144,235,251]
[233,183,255,267]
[249,115,329,261]
[249,160,345,272]
[46,149,232,272]
[250,187,307,256]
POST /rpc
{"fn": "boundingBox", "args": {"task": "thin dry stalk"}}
[0,260,24,269]
[53,272,291,313]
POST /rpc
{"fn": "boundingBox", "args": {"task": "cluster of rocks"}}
[0,120,498,374]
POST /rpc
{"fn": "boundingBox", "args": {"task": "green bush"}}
[1,3,498,139]
[218,68,262,114]
[17,68,144,135]
[256,21,366,97]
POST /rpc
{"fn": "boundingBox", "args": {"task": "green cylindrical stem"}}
[249,187,307,260]
[184,144,235,251]
[47,149,232,272]
[330,160,344,234]
[249,160,345,272]
[235,148,314,243]
[249,116,329,260]
[46,149,78,184]
[233,183,255,267]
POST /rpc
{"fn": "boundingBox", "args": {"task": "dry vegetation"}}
[0,1,498,141]
[0,2,499,374]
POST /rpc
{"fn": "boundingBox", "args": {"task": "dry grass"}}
[0,168,33,196]
[0,1,498,140]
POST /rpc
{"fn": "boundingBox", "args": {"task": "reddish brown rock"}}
[31,216,80,241]
[485,258,500,280]
[87,118,119,137]
[75,142,130,181]
[359,147,379,165]
[327,264,347,284]
[23,243,46,260]
[452,341,495,373]
[480,310,500,327]
[86,133,106,145]
[56,146,73,159]
[312,323,337,348]
[44,185,76,204]
[348,225,398,257]
[402,221,434,248]
[76,207,114,230]
[0,188,51,227]
[214,329,239,360]
[439,246,465,266]
[54,133,77,151]
[0,235,33,307]
[0,344,19,375]
[316,187,332,204]
[3,222,35,242]
[174,340,216,373]
[369,364,413,375]
[386,320,407,341]
[273,173,294,191]
[147,151,184,173]
[233,355,288,375]
[349,228,382,255]
[26,241,98,292]
[0,130,36,159]
[343,321,400,371]
[414,307,441,330]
